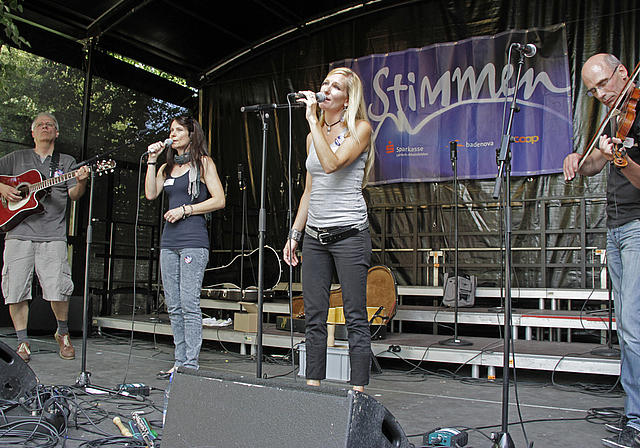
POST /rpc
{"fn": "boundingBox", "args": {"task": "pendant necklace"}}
[326,119,341,133]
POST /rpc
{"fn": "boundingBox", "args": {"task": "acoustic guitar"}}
[0,160,116,232]
[202,245,282,291]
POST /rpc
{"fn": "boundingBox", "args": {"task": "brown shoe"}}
[54,332,75,360]
[17,341,30,362]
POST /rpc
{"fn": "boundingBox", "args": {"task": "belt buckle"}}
[318,231,332,245]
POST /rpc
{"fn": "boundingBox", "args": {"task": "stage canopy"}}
[8,0,394,107]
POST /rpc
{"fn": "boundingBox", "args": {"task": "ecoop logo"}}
[513,136,539,144]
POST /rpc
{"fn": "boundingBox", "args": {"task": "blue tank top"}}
[161,170,210,249]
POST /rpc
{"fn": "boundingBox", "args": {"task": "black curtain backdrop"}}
[199,0,640,288]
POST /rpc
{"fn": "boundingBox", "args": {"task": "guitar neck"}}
[29,170,78,194]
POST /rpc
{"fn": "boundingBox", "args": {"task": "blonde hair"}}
[320,67,375,187]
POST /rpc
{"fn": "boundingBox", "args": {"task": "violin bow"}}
[578,61,640,169]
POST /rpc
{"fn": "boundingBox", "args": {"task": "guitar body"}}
[202,246,282,290]
[0,170,48,232]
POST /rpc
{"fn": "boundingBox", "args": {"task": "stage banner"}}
[331,24,573,184]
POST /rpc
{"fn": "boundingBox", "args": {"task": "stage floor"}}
[0,326,625,448]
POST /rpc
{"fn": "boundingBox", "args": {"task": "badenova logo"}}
[465,141,495,148]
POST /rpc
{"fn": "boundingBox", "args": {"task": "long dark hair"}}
[163,116,209,179]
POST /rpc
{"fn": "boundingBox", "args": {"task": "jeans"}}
[607,219,640,431]
[160,248,209,370]
[302,229,372,386]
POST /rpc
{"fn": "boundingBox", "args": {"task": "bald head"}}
[582,54,620,80]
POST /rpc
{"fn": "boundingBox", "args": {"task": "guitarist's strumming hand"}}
[0,182,22,203]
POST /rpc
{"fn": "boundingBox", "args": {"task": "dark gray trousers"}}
[302,229,371,386]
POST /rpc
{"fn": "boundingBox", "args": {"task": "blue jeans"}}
[302,229,372,386]
[160,248,209,370]
[607,219,640,431]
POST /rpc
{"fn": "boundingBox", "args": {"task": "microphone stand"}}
[75,134,144,387]
[490,48,528,448]
[440,141,472,347]
[150,192,166,322]
[238,164,247,293]
[591,270,620,357]
[240,101,304,378]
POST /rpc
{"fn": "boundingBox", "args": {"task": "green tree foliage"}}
[0,0,29,93]
[0,0,27,47]
[0,46,187,161]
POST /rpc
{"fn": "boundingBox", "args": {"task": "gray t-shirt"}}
[0,148,78,241]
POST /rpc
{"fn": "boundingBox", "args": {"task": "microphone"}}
[450,141,457,163]
[240,103,277,113]
[146,138,173,155]
[238,164,245,191]
[288,92,327,102]
[513,43,537,58]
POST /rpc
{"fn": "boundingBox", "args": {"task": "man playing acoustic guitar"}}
[0,112,89,362]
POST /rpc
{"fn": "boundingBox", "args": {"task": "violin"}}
[579,61,640,170]
[611,86,640,168]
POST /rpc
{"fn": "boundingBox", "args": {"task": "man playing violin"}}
[564,53,640,448]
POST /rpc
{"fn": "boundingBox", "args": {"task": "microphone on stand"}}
[240,93,326,112]
[146,138,173,155]
[512,43,537,58]
[287,92,327,102]
[238,164,245,191]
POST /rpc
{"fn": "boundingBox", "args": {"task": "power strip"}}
[424,428,468,447]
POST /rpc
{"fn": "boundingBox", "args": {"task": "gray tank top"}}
[306,130,368,228]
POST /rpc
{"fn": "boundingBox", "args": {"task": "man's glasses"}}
[586,65,619,97]
[35,122,57,129]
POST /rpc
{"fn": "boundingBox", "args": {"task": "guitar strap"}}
[49,151,60,179]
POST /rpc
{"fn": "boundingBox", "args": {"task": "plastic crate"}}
[298,342,351,382]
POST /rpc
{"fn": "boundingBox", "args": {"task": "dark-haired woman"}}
[145,116,225,374]
[282,67,375,392]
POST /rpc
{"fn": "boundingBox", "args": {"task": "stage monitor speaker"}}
[163,367,411,448]
[442,273,476,308]
[0,339,38,402]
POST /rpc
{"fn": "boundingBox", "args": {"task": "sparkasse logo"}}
[386,141,394,154]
